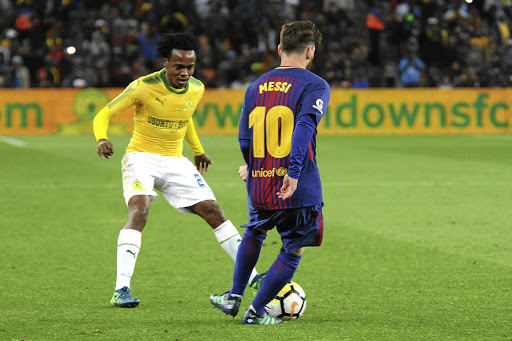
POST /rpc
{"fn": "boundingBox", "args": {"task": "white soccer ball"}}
[265,281,307,320]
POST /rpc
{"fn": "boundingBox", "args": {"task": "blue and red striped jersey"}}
[238,66,330,210]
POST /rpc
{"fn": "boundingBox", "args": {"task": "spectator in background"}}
[196,34,218,88]
[18,38,44,86]
[466,42,484,78]
[138,22,161,70]
[62,65,88,88]
[11,55,30,88]
[324,0,355,11]
[438,75,453,89]
[37,55,60,87]
[216,37,237,87]
[81,59,100,87]
[2,0,512,89]
[452,69,474,87]
[0,31,11,63]
[383,61,398,87]
[84,29,111,70]
[398,48,425,87]
[0,53,9,86]
[366,2,384,66]
[492,9,512,45]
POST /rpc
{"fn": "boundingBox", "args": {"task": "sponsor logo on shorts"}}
[251,167,288,178]
[131,180,146,192]
[194,174,205,188]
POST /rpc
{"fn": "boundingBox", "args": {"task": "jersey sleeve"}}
[296,79,330,123]
[107,79,142,116]
[288,79,330,179]
[184,117,205,156]
[93,80,142,141]
[92,106,116,141]
[238,86,253,164]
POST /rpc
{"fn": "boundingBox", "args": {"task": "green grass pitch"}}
[1,134,511,340]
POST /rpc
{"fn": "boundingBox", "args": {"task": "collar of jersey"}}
[276,66,305,69]
[160,68,189,94]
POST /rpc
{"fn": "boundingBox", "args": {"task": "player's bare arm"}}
[97,139,114,159]
[277,174,298,200]
[194,153,212,174]
[238,165,248,182]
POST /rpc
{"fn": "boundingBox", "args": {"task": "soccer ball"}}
[265,281,307,320]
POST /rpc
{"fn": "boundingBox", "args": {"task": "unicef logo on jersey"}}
[194,174,205,188]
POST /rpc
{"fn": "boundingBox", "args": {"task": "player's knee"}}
[294,247,305,256]
[278,250,302,269]
[197,200,225,220]
[244,228,268,244]
[128,205,149,228]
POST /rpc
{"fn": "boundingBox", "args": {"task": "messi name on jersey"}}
[258,81,292,94]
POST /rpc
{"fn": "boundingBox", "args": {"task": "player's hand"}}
[238,165,248,182]
[194,153,212,175]
[277,175,298,200]
[97,139,114,159]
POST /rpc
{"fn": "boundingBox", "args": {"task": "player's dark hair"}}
[280,20,322,54]
[156,32,198,59]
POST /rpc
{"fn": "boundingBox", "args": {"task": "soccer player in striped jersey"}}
[93,32,260,308]
[210,20,330,324]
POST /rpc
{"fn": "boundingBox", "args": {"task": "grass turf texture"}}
[1,135,511,340]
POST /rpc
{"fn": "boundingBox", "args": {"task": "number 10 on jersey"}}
[249,105,294,159]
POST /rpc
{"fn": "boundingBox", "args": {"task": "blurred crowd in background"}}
[1,0,512,89]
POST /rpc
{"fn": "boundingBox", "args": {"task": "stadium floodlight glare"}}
[465,0,473,3]
[66,46,76,54]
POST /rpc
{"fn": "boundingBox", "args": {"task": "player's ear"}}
[163,58,169,68]
[306,45,315,61]
[278,44,283,57]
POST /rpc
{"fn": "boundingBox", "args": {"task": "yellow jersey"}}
[93,68,205,157]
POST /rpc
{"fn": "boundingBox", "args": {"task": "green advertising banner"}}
[0,88,510,135]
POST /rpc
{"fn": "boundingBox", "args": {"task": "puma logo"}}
[156,97,167,106]
[126,250,137,259]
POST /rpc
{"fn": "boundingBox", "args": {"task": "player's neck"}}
[280,55,308,69]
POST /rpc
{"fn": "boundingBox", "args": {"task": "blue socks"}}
[229,234,264,296]
[251,251,302,316]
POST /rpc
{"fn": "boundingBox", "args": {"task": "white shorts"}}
[121,151,216,213]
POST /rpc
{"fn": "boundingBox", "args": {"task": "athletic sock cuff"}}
[213,220,240,243]
[117,229,142,248]
[277,251,302,269]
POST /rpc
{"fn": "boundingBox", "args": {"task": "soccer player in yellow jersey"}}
[93,32,260,308]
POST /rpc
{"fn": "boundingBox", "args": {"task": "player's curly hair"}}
[280,20,322,54]
[156,32,198,59]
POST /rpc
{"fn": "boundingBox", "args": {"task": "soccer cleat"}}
[241,308,282,325]
[209,292,241,317]
[110,286,140,308]
[249,271,267,296]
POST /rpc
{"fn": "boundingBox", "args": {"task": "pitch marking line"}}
[13,183,119,189]
[0,136,25,147]
[329,181,512,187]
[472,135,512,140]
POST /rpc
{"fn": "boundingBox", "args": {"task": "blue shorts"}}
[242,204,324,253]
